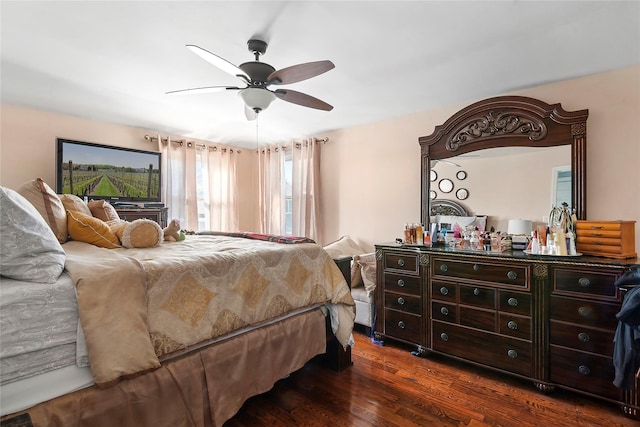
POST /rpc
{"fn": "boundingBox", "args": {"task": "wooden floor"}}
[225,329,638,426]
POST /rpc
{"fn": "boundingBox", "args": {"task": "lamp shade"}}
[508,219,533,235]
[239,88,276,111]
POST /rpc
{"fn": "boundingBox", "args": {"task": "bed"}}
[0,183,355,427]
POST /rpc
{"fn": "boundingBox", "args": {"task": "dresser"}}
[374,243,639,418]
[114,207,168,228]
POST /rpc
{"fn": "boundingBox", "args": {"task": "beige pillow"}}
[357,252,377,292]
[17,178,68,244]
[323,235,365,287]
[121,219,163,248]
[88,199,120,222]
[67,210,120,249]
[59,194,92,217]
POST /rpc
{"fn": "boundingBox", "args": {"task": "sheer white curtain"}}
[200,146,239,231]
[159,136,239,232]
[258,138,321,240]
[291,139,320,240]
[258,145,285,234]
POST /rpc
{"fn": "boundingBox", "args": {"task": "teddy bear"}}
[163,219,185,242]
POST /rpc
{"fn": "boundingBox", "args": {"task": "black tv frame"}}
[55,138,162,204]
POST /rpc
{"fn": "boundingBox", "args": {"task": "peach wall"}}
[2,66,638,254]
[0,106,258,230]
[319,66,640,254]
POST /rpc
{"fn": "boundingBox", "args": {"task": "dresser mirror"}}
[419,96,589,228]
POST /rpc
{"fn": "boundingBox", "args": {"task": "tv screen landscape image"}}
[56,138,162,203]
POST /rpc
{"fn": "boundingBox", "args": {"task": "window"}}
[551,166,572,209]
[283,149,293,235]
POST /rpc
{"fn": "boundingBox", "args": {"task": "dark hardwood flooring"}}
[225,329,638,426]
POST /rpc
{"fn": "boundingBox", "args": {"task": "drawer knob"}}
[578,278,591,288]
[397,297,405,305]
[398,321,406,329]
[507,271,518,280]
[578,332,590,342]
[578,306,591,318]
[440,286,449,296]
[473,288,480,296]
[397,259,405,267]
[507,320,518,330]
[440,264,448,272]
[578,365,591,376]
[440,332,449,342]
[440,306,449,316]
[473,264,480,271]
[507,349,518,359]
[397,279,405,287]
[507,297,518,307]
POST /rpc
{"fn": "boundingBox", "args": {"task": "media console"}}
[114,206,168,228]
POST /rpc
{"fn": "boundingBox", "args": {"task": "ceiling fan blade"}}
[186,44,250,83]
[244,105,258,121]
[165,86,241,96]
[274,89,333,111]
[267,60,335,85]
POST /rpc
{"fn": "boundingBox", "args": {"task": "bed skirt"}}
[1,308,327,427]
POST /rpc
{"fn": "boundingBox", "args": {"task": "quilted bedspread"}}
[62,234,355,387]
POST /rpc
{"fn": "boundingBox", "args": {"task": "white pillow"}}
[437,215,487,233]
[0,187,66,283]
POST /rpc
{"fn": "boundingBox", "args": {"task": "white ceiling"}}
[1,1,639,148]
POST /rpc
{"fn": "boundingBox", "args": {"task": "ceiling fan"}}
[167,39,335,120]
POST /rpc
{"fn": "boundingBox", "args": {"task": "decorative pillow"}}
[323,235,365,287]
[17,178,68,244]
[356,252,377,292]
[67,210,120,249]
[88,199,120,222]
[59,193,92,217]
[437,215,487,233]
[0,187,65,283]
[120,219,163,249]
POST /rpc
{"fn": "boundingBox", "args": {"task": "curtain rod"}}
[144,134,241,153]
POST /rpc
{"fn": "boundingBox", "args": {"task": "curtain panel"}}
[159,137,239,232]
[258,138,321,241]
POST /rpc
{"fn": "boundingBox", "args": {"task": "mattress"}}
[0,272,84,385]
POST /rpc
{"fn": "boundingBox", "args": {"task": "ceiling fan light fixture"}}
[239,88,276,112]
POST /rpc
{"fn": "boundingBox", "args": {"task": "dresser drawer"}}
[550,320,614,355]
[549,345,619,400]
[383,252,419,274]
[432,321,532,377]
[459,285,496,309]
[553,268,620,299]
[431,281,457,303]
[383,273,421,295]
[549,296,620,330]
[432,258,528,288]
[432,301,457,323]
[576,221,627,233]
[384,308,423,344]
[498,290,531,316]
[384,291,421,315]
[459,306,496,331]
[498,313,531,340]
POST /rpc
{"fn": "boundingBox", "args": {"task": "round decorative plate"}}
[456,170,467,180]
[456,188,469,200]
[438,178,454,193]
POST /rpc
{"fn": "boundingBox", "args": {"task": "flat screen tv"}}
[56,138,162,203]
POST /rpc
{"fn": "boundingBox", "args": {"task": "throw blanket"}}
[63,235,355,387]
[198,230,316,244]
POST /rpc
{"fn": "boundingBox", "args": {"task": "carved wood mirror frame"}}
[419,96,589,227]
